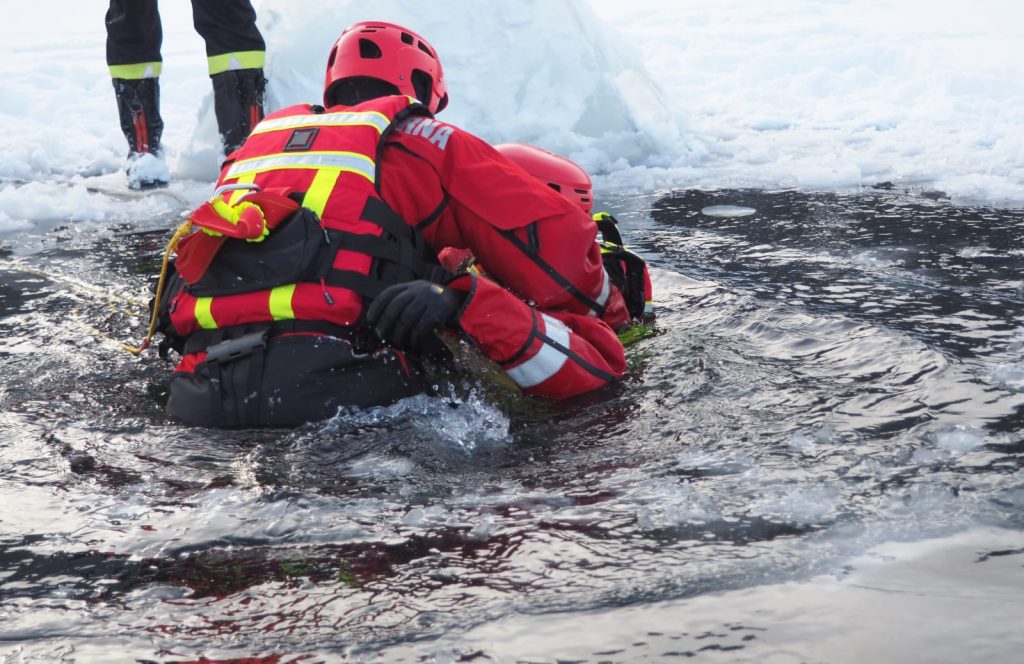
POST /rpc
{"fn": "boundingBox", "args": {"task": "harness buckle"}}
[204,330,269,365]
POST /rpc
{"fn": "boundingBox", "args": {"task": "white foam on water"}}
[959,245,998,258]
[323,389,511,453]
[849,250,901,268]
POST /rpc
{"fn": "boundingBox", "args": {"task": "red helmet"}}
[324,21,448,114]
[495,143,593,214]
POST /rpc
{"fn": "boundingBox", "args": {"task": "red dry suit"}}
[159,96,628,426]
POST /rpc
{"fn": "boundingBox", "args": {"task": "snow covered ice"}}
[2,0,1023,235]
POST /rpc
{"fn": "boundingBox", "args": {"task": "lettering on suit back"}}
[397,116,454,151]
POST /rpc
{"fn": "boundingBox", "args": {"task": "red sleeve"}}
[446,273,626,400]
[379,121,630,327]
[377,118,629,398]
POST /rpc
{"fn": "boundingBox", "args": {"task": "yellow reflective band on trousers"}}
[207,50,266,76]
[269,285,296,321]
[250,111,391,137]
[108,62,162,79]
[225,152,376,183]
[194,297,218,330]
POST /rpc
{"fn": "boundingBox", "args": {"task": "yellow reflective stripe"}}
[225,151,375,183]
[250,111,391,136]
[194,297,218,330]
[207,50,266,75]
[269,284,296,321]
[303,169,342,217]
[227,174,257,204]
[109,62,162,79]
[211,198,237,220]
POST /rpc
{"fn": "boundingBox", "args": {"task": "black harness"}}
[595,214,651,321]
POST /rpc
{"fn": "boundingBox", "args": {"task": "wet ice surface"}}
[1,189,1024,662]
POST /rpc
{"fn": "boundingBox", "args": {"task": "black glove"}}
[366,280,465,353]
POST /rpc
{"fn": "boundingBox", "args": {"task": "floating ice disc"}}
[701,205,757,218]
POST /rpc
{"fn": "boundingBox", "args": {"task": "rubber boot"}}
[212,68,267,156]
[113,77,169,190]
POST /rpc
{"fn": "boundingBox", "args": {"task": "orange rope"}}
[123,221,193,355]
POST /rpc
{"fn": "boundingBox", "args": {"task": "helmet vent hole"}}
[359,39,382,59]
[411,69,433,106]
[417,41,434,58]
[547,183,562,193]
[327,47,337,69]
[401,32,414,45]
[575,189,589,195]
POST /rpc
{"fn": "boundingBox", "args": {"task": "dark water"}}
[1,190,1023,662]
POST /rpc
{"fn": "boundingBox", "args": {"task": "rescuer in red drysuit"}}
[442,143,656,323]
[155,21,630,427]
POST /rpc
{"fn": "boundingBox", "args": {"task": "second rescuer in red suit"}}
[375,114,630,399]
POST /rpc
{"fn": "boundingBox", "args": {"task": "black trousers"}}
[105,0,265,67]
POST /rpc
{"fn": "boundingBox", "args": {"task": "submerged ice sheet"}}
[394,528,1024,663]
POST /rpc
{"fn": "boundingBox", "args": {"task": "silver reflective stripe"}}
[504,314,572,389]
[225,151,375,182]
[588,268,613,317]
[250,111,391,135]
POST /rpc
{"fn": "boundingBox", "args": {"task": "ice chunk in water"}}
[933,425,986,453]
[701,205,757,218]
[990,362,1024,390]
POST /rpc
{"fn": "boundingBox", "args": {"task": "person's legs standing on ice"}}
[105,0,169,189]
[191,0,267,157]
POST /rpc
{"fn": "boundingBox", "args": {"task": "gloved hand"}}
[366,280,465,354]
